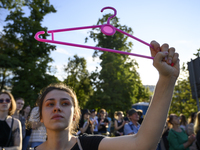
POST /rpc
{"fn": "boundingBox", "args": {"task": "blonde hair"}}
[194,111,200,134]
[114,111,124,120]
[0,91,16,115]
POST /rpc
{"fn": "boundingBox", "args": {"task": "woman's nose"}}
[53,104,62,112]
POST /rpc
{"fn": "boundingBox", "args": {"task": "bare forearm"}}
[137,76,176,149]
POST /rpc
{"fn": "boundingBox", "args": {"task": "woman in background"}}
[194,111,200,150]
[180,114,187,131]
[0,91,22,150]
[114,111,125,136]
[167,114,195,150]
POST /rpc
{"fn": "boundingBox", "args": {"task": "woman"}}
[35,41,180,150]
[12,98,26,139]
[167,114,195,150]
[78,109,94,135]
[194,111,200,150]
[114,111,125,136]
[98,109,109,135]
[0,91,22,150]
[180,114,187,131]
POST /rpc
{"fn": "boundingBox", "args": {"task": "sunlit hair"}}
[188,112,196,124]
[0,91,16,115]
[37,83,81,134]
[194,111,200,134]
[114,111,124,120]
[180,114,187,126]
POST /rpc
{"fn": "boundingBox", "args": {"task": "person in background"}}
[29,106,46,148]
[22,105,32,150]
[123,108,140,135]
[186,112,197,150]
[137,109,144,125]
[105,112,111,135]
[12,98,26,139]
[98,109,109,135]
[90,109,99,134]
[79,109,94,135]
[194,111,200,150]
[123,110,130,123]
[180,114,187,131]
[0,91,22,150]
[167,114,195,150]
[114,111,125,136]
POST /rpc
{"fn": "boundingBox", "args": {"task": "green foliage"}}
[169,63,198,118]
[0,0,59,107]
[0,0,23,9]
[193,48,200,57]
[63,55,94,109]
[85,14,150,115]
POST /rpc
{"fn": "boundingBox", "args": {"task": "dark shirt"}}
[115,119,124,133]
[34,134,105,150]
[98,118,109,133]
[79,121,93,134]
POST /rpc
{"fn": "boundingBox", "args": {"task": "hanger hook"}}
[101,7,117,25]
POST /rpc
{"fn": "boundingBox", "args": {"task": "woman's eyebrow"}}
[45,98,70,102]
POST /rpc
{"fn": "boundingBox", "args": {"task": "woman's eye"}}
[62,102,69,106]
[47,103,54,106]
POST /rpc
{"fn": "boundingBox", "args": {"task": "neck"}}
[45,129,75,150]
[172,124,180,130]
[0,110,8,120]
[131,120,138,126]
[14,110,20,116]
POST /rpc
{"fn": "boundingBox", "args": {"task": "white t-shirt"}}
[29,107,46,142]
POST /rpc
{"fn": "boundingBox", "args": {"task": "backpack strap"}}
[5,117,14,147]
[77,137,83,150]
[128,123,134,130]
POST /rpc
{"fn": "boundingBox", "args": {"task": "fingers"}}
[150,40,161,57]
[167,47,175,64]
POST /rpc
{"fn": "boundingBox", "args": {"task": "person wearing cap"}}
[90,109,99,134]
[123,108,140,135]
[78,109,94,135]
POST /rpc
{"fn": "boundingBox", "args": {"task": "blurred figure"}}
[98,109,109,135]
[123,110,130,123]
[29,106,46,148]
[161,121,170,150]
[114,111,125,136]
[22,105,32,150]
[79,109,94,135]
[167,114,195,150]
[137,109,143,125]
[194,111,200,150]
[186,112,197,150]
[90,109,98,134]
[180,114,187,131]
[12,98,26,139]
[106,112,111,135]
[0,91,22,149]
[123,108,140,135]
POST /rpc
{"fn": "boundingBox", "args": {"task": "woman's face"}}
[172,115,180,125]
[0,94,11,112]
[84,113,89,120]
[16,99,24,111]
[24,106,31,114]
[41,89,74,131]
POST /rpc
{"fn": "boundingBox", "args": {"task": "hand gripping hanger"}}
[35,7,154,59]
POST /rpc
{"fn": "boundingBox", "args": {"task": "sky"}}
[0,0,200,85]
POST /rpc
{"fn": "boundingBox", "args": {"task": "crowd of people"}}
[0,41,197,150]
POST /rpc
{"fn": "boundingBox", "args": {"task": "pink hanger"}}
[35,7,154,60]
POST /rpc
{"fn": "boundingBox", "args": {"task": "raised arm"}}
[99,41,180,150]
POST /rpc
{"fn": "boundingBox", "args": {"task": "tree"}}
[63,55,94,109]
[1,0,59,106]
[85,14,150,115]
[169,63,198,118]
[193,48,200,57]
